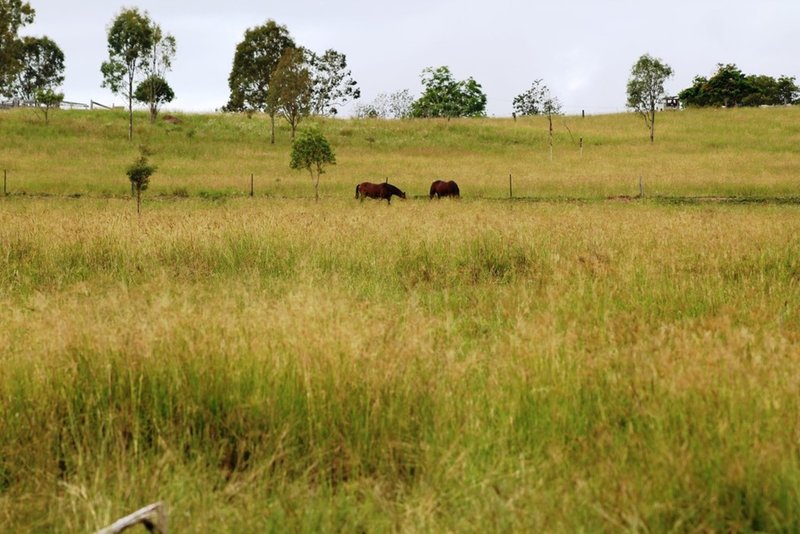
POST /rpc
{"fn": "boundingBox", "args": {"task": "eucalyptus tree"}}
[139,24,176,122]
[306,49,359,116]
[14,36,64,99]
[626,53,673,143]
[268,47,311,140]
[0,0,35,97]
[13,35,64,122]
[513,79,562,159]
[101,8,155,140]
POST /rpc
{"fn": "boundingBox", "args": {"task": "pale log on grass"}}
[96,502,167,534]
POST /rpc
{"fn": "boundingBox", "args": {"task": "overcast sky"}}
[25,0,800,116]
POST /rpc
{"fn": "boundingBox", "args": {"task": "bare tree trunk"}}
[128,76,134,141]
[270,113,276,145]
[649,104,655,143]
[137,187,141,214]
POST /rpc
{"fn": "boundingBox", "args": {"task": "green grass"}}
[1,108,800,531]
[1,105,799,198]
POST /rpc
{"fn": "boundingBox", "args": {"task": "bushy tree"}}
[411,66,486,118]
[703,64,749,108]
[0,0,35,97]
[133,74,174,120]
[101,8,155,141]
[126,147,156,214]
[13,36,63,100]
[224,20,295,144]
[626,53,673,143]
[290,127,336,201]
[679,64,799,107]
[776,76,800,105]
[307,49,359,116]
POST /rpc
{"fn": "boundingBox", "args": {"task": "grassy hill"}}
[1,108,800,531]
[1,105,799,198]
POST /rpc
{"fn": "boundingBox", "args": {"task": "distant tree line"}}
[678,63,799,108]
[2,2,799,145]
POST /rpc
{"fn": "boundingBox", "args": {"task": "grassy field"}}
[1,108,800,531]
[1,105,799,198]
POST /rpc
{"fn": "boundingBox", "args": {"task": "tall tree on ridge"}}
[101,7,154,140]
[626,53,673,144]
[224,20,295,144]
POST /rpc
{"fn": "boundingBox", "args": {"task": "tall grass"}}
[1,196,799,530]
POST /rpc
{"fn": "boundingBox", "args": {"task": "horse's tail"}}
[355,183,360,199]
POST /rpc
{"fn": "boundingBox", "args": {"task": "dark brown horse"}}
[429,180,460,199]
[355,182,407,204]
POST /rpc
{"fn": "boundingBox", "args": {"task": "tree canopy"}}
[224,20,295,113]
[14,36,64,102]
[678,64,799,107]
[411,66,487,118]
[0,0,35,97]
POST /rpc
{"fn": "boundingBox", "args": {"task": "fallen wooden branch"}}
[96,502,167,534]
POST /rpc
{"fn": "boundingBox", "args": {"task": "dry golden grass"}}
[1,194,799,530]
[1,107,800,530]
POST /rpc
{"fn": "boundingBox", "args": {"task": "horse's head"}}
[399,191,407,199]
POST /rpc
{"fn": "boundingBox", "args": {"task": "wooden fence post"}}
[579,137,583,157]
[3,169,6,196]
[250,173,254,197]
[508,173,513,199]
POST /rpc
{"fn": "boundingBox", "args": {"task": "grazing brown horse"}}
[429,180,460,199]
[355,182,407,204]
